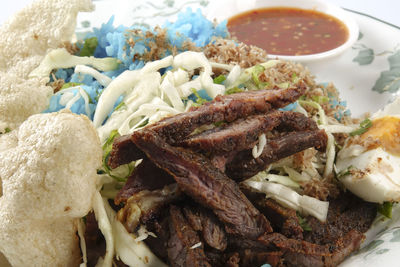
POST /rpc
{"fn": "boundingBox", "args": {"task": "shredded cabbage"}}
[252,134,267,158]
[245,180,329,222]
[93,191,114,267]
[283,166,311,182]
[75,65,112,87]
[320,124,359,133]
[228,60,280,89]
[29,48,120,78]
[298,100,337,178]
[77,219,88,267]
[101,199,167,267]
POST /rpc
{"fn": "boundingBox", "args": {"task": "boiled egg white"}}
[336,97,400,203]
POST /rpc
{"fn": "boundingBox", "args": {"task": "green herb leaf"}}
[1,127,11,135]
[61,82,83,90]
[251,65,266,89]
[213,75,226,84]
[137,118,149,128]
[80,37,98,57]
[336,165,354,179]
[225,87,244,95]
[102,130,119,161]
[349,118,372,136]
[213,121,225,127]
[102,130,128,182]
[378,202,393,219]
[311,95,329,104]
[190,88,209,106]
[114,102,126,111]
[297,212,312,231]
[278,82,289,89]
[292,73,299,83]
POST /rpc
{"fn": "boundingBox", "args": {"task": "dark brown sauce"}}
[227,7,349,56]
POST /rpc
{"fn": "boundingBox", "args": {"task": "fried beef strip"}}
[303,192,377,245]
[131,129,273,239]
[226,130,327,181]
[259,230,364,267]
[183,206,228,251]
[108,134,145,169]
[256,198,304,240]
[178,110,318,154]
[117,184,182,233]
[141,206,172,263]
[107,80,373,267]
[108,86,307,169]
[168,205,211,267]
[240,250,284,267]
[84,212,106,267]
[115,159,175,205]
[148,85,307,144]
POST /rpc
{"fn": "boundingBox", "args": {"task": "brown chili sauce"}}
[227,7,349,56]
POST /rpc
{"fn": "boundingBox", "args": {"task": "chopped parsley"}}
[114,101,126,111]
[225,87,244,95]
[297,212,312,231]
[349,118,372,136]
[61,82,83,90]
[336,165,354,179]
[0,127,11,135]
[292,73,300,83]
[213,75,226,84]
[80,37,98,57]
[101,130,128,182]
[311,95,329,104]
[377,202,393,219]
[190,88,209,106]
[251,64,269,89]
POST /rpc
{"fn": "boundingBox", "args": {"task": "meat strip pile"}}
[102,86,376,267]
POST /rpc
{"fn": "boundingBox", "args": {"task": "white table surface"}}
[1,0,400,27]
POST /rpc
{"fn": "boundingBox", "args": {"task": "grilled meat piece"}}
[168,205,211,267]
[108,86,307,168]
[179,110,318,154]
[143,213,171,263]
[240,250,284,267]
[226,130,327,181]
[256,198,304,240]
[84,212,106,267]
[131,129,273,239]
[259,230,364,267]
[303,192,377,245]
[108,134,145,169]
[107,85,375,267]
[115,159,175,205]
[117,184,182,233]
[148,85,307,144]
[183,206,228,251]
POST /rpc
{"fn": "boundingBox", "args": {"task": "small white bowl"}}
[206,0,359,62]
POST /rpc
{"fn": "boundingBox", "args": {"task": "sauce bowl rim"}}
[206,0,359,62]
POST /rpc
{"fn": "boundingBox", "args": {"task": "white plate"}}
[2,1,400,266]
[76,1,400,266]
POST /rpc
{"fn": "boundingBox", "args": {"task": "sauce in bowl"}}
[227,7,349,56]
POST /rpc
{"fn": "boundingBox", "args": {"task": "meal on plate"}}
[0,0,398,266]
